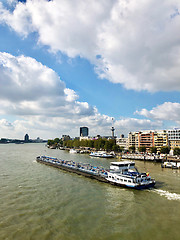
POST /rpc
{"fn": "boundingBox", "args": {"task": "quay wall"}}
[119,154,163,162]
[118,154,180,162]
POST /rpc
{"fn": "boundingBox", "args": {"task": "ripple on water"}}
[1,144,180,240]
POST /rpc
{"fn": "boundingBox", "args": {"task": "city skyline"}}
[0,0,180,139]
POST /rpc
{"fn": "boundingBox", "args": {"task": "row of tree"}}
[48,138,124,152]
[47,138,180,155]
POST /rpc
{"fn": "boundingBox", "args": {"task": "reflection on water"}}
[0,143,180,240]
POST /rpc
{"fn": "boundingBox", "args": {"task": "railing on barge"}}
[36,156,109,183]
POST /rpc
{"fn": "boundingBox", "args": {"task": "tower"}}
[80,127,89,137]
[24,133,29,142]
[111,118,115,139]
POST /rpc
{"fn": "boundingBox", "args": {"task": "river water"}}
[0,143,180,240]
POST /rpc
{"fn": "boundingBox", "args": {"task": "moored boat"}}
[36,156,155,190]
[69,149,79,154]
[89,151,115,158]
[161,161,180,169]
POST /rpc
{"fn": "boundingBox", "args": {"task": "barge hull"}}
[36,159,109,183]
[36,157,155,190]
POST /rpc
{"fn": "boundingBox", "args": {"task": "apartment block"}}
[116,136,128,150]
[153,130,168,151]
[168,128,180,150]
[138,131,154,150]
[128,132,139,150]
[127,130,169,152]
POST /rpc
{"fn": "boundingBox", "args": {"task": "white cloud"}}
[0,52,98,138]
[115,118,163,136]
[1,0,180,92]
[64,88,78,102]
[0,119,13,128]
[136,102,180,123]
[0,52,164,138]
[0,52,93,120]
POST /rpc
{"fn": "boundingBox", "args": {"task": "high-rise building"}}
[24,134,29,142]
[80,127,89,137]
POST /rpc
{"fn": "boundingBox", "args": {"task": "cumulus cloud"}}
[0,51,163,138]
[136,102,180,122]
[64,88,78,102]
[0,52,96,118]
[115,118,162,136]
[1,0,180,92]
[0,52,99,138]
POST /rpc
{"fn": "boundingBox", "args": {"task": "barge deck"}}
[36,156,155,190]
[36,156,109,183]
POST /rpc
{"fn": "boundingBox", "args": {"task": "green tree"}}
[88,140,94,148]
[64,140,73,148]
[112,144,121,152]
[73,139,80,148]
[173,147,180,156]
[94,139,103,150]
[129,145,135,153]
[104,141,112,151]
[150,146,157,154]
[160,146,170,154]
[47,139,54,146]
[54,138,60,143]
[138,146,146,153]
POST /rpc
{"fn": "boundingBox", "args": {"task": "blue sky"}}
[0,0,180,139]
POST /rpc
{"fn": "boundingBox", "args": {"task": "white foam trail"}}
[152,189,180,201]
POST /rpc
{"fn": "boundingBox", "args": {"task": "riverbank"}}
[119,153,180,162]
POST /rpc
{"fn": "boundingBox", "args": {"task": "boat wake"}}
[151,189,180,201]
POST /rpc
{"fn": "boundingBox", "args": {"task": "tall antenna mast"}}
[111,118,115,139]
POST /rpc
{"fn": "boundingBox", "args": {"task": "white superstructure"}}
[106,161,155,189]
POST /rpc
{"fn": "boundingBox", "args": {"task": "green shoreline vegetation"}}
[47,138,124,152]
[47,138,180,156]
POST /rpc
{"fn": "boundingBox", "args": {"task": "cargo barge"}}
[36,156,155,190]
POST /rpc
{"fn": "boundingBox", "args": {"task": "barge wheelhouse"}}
[106,161,155,190]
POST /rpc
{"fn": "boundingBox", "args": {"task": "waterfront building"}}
[128,130,169,152]
[153,130,168,151]
[80,136,91,141]
[128,132,139,151]
[80,127,89,137]
[116,135,128,150]
[62,135,71,141]
[168,128,180,150]
[35,137,43,143]
[138,131,154,151]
